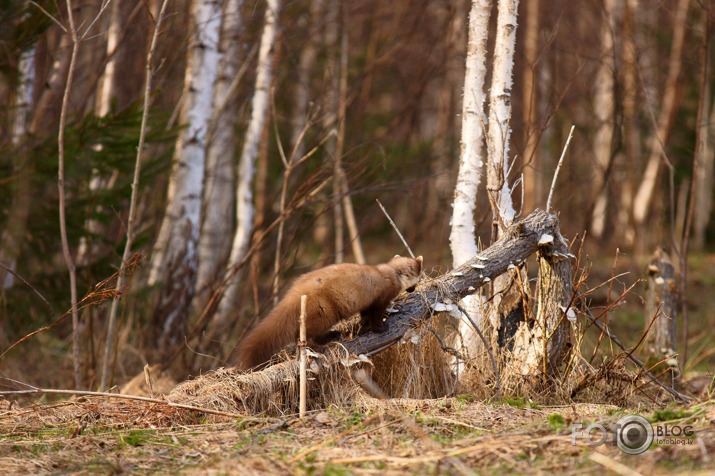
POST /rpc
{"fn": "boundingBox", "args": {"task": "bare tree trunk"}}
[11,47,35,146]
[334,8,365,265]
[484,0,520,367]
[486,0,518,230]
[425,0,466,231]
[0,45,35,290]
[213,0,282,325]
[617,0,638,246]
[449,0,492,365]
[632,0,689,227]
[77,0,121,266]
[100,0,171,391]
[57,0,82,389]
[693,9,713,251]
[323,0,344,263]
[0,27,73,290]
[590,0,616,239]
[521,0,540,214]
[95,0,120,118]
[290,0,324,159]
[149,0,223,356]
[194,0,244,310]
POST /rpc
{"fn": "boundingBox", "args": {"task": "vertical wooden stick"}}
[299,294,308,418]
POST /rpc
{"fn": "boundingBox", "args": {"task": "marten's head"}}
[388,255,423,293]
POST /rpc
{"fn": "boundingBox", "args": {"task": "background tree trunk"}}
[194,0,244,312]
[632,0,689,229]
[692,9,713,251]
[617,0,638,245]
[521,0,540,214]
[149,0,223,356]
[484,0,521,382]
[589,0,616,239]
[213,0,282,330]
[0,45,35,290]
[449,0,492,367]
[486,0,518,231]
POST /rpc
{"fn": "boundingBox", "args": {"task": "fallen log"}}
[344,209,564,356]
[168,210,566,413]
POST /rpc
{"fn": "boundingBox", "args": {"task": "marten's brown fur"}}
[235,255,423,370]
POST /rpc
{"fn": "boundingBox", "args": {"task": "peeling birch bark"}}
[149,0,223,354]
[449,0,492,367]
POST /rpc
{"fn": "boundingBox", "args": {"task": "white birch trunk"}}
[12,47,35,146]
[149,0,222,286]
[486,0,519,229]
[449,0,492,369]
[590,0,617,238]
[484,0,519,364]
[95,0,120,118]
[149,0,222,351]
[195,0,244,306]
[214,0,281,320]
[632,0,689,226]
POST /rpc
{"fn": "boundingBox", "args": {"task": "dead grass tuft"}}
[372,321,455,399]
[168,346,372,416]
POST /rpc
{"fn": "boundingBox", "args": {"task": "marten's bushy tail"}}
[235,297,300,370]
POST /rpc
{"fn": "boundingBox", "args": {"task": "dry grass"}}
[1,393,713,474]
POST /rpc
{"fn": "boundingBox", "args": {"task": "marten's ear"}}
[393,254,401,258]
[416,256,423,265]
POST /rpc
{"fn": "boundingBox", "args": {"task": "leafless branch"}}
[0,262,55,315]
[0,381,245,419]
[57,0,81,388]
[546,125,575,212]
[100,0,170,391]
[375,199,415,259]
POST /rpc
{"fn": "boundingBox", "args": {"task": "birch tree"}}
[149,0,222,354]
[590,0,616,239]
[632,0,689,228]
[213,0,281,326]
[482,0,520,347]
[194,0,244,310]
[485,0,518,232]
[449,0,492,362]
[94,0,120,119]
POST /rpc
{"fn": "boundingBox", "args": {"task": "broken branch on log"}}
[343,209,563,356]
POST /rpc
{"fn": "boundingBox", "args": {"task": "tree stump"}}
[643,247,679,385]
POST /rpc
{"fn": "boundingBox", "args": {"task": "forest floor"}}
[0,393,713,475]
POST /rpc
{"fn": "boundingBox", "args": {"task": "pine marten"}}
[235,255,423,370]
